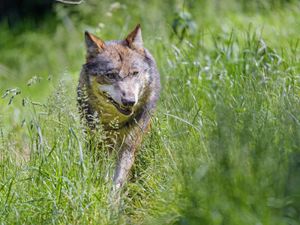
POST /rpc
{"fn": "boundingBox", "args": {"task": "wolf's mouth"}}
[105,95,133,116]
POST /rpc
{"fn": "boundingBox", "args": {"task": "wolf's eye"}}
[105,72,117,79]
[131,71,139,76]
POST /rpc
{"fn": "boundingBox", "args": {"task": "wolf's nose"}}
[121,98,136,107]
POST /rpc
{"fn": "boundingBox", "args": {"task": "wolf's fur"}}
[77,24,160,189]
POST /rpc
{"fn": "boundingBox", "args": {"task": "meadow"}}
[0,0,300,224]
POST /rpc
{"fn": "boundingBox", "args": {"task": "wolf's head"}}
[82,24,153,118]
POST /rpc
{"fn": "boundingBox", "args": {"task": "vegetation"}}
[0,0,299,224]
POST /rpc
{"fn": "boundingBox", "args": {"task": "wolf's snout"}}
[121,97,136,107]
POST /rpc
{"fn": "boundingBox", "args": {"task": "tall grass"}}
[0,0,300,224]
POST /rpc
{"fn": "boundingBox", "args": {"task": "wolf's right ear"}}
[125,24,144,53]
[85,31,105,55]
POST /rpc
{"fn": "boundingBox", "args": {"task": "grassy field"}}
[0,0,300,224]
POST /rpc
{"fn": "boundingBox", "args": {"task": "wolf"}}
[77,24,160,189]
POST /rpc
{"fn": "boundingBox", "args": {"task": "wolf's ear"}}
[125,24,144,52]
[85,31,105,55]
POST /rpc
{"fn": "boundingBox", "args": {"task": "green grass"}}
[0,0,300,224]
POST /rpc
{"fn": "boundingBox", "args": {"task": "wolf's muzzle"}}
[121,98,136,107]
[104,94,133,116]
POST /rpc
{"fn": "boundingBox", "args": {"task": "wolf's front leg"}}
[110,145,136,207]
[113,145,136,189]
[113,116,149,189]
[113,129,144,189]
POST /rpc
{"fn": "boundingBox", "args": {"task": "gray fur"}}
[77,26,160,190]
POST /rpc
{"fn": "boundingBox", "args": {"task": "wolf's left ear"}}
[125,24,144,52]
[85,31,105,55]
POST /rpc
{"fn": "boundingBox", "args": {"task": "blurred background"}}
[0,0,299,97]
